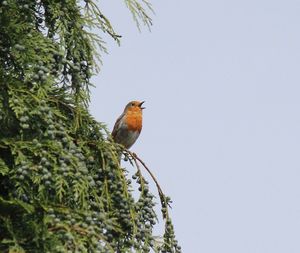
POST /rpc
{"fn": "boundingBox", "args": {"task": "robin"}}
[112,101,145,149]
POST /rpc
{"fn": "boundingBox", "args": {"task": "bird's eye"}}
[131,103,135,106]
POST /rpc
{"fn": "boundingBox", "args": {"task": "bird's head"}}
[124,101,145,112]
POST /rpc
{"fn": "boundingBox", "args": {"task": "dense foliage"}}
[0,0,180,252]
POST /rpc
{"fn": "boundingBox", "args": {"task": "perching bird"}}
[112,101,145,149]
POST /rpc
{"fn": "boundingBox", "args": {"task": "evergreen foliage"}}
[0,0,180,252]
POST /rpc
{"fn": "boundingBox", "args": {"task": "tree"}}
[0,0,181,252]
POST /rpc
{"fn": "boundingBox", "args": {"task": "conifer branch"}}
[126,150,171,219]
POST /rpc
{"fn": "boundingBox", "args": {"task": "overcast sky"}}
[90,0,300,252]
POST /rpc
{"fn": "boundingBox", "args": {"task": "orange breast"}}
[125,110,143,131]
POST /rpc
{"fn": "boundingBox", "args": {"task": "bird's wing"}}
[111,113,125,139]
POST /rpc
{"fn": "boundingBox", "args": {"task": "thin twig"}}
[126,150,171,219]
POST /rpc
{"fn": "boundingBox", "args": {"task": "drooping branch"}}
[126,150,171,219]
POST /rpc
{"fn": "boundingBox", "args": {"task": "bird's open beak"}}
[139,101,145,109]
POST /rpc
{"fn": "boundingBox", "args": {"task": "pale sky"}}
[90,0,300,252]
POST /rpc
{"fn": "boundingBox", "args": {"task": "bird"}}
[112,101,145,150]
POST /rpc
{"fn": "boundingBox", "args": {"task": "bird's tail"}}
[117,151,122,164]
